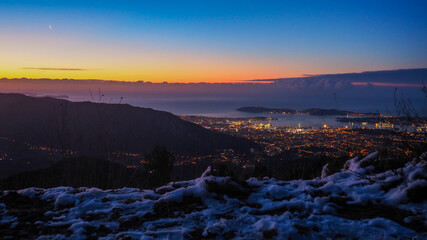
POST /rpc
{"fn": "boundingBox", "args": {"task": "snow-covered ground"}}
[0,153,426,239]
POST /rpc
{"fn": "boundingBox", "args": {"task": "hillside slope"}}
[0,153,425,239]
[0,93,255,155]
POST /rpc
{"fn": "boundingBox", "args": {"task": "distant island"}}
[237,106,377,116]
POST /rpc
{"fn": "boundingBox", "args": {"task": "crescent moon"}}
[48,25,53,30]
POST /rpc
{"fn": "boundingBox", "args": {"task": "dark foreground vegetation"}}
[1,139,425,192]
[0,157,146,190]
[0,147,175,190]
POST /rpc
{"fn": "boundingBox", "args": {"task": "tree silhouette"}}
[144,146,175,187]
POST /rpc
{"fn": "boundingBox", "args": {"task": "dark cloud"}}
[246,68,427,85]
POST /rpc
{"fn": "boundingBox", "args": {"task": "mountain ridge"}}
[0,93,256,156]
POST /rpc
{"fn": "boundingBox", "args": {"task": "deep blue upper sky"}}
[1,0,426,82]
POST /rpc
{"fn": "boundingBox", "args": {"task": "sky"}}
[1,0,426,83]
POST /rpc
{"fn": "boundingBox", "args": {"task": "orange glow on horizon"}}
[0,31,386,84]
[0,31,306,83]
[0,70,299,84]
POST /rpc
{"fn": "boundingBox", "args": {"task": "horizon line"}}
[2,67,426,84]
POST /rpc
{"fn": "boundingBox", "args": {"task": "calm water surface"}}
[187,112,359,128]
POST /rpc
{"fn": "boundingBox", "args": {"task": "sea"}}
[67,96,387,129]
[123,99,366,129]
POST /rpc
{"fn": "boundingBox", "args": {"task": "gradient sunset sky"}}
[1,0,426,83]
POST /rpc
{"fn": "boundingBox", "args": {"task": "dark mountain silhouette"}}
[0,93,256,156]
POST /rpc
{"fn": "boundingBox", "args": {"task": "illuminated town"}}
[180,115,427,171]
